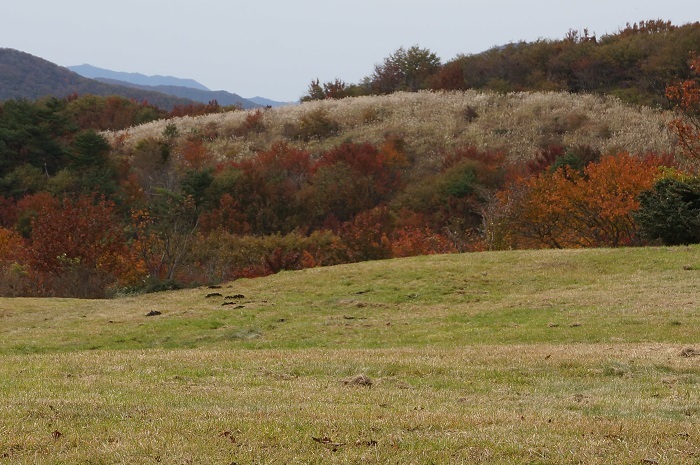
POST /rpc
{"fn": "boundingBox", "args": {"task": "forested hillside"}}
[0,49,198,110]
[304,20,700,108]
[1,20,700,299]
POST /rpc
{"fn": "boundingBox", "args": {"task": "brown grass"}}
[105,90,678,165]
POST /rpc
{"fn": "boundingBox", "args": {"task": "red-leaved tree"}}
[667,54,700,162]
[30,195,133,297]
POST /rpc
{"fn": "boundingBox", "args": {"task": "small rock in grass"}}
[145,310,162,317]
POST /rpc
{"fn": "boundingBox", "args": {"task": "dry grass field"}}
[1,246,699,463]
[105,90,678,165]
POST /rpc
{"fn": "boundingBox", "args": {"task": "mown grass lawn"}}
[1,246,699,463]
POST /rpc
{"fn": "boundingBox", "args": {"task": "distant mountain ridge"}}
[247,96,294,107]
[68,64,210,91]
[0,48,197,110]
[69,64,294,108]
[94,77,261,109]
[0,49,292,110]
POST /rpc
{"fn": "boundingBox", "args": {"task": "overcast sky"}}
[3,1,700,102]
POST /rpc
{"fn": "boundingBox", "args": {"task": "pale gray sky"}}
[3,0,700,102]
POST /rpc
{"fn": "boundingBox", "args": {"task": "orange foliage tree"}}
[500,153,663,248]
[667,54,700,161]
[178,138,213,171]
[0,226,32,296]
[337,206,394,262]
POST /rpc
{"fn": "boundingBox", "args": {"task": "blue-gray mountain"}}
[69,64,293,108]
[0,48,195,110]
[93,77,261,109]
[67,64,211,91]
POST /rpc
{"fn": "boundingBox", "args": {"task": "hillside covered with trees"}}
[304,20,700,108]
[0,48,204,110]
[1,20,700,299]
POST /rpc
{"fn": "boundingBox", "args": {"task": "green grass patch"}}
[1,246,699,463]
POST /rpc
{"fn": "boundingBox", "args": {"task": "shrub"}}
[232,109,266,137]
[187,230,348,283]
[337,206,394,262]
[285,109,340,141]
[0,227,33,296]
[635,176,700,245]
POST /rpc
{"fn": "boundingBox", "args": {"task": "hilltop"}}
[302,20,700,108]
[107,89,677,163]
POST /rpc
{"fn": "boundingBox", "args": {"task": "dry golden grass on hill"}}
[105,91,678,164]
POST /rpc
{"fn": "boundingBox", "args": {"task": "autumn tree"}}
[338,206,394,262]
[370,46,441,94]
[666,54,700,162]
[300,78,355,101]
[393,147,508,249]
[29,195,132,297]
[14,191,60,237]
[389,221,457,258]
[500,153,662,248]
[131,190,198,284]
[497,168,576,249]
[229,143,312,234]
[63,95,165,131]
[128,137,177,196]
[0,226,32,296]
[308,142,404,226]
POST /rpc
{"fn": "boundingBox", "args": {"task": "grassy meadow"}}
[1,246,699,463]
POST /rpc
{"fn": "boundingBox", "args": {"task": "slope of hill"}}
[68,63,210,90]
[0,48,196,110]
[95,77,261,109]
[106,89,677,164]
[2,246,697,352]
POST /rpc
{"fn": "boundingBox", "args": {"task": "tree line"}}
[303,20,700,108]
